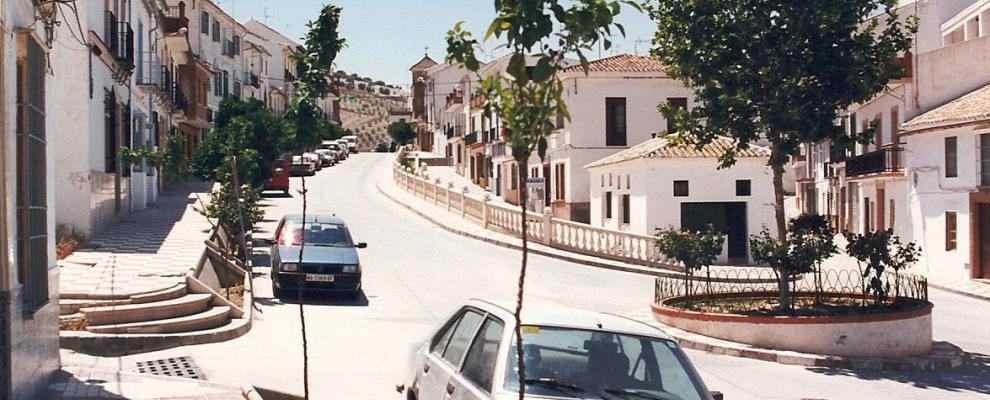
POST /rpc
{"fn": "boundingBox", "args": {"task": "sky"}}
[215,0,659,88]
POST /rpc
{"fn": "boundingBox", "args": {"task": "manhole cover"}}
[134,356,205,380]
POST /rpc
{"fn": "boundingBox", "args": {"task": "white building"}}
[796,0,990,281]
[545,54,695,222]
[422,61,469,159]
[900,83,990,281]
[586,138,775,264]
[1,1,63,398]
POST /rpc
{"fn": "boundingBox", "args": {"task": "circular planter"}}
[652,291,933,358]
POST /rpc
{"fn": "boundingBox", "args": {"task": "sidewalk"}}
[59,181,215,299]
[47,366,249,399]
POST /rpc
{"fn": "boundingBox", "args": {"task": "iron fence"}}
[655,267,928,306]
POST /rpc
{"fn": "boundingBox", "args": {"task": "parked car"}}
[316,149,336,167]
[289,155,315,176]
[267,214,367,299]
[264,160,290,195]
[304,152,322,171]
[342,135,358,153]
[337,139,351,158]
[322,142,347,161]
[399,299,721,400]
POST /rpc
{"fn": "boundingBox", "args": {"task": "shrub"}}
[655,225,725,294]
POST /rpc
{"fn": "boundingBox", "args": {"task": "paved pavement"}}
[62,154,990,400]
[46,367,246,399]
[59,181,215,298]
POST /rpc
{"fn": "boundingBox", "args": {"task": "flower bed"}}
[653,270,933,358]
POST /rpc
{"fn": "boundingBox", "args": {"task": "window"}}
[16,34,50,311]
[104,90,120,174]
[212,21,221,42]
[673,180,689,197]
[945,136,958,178]
[554,163,565,201]
[200,12,210,34]
[510,164,517,190]
[605,192,613,219]
[736,180,751,196]
[666,97,688,134]
[431,312,462,355]
[874,115,883,149]
[232,35,241,55]
[443,310,485,366]
[890,106,900,146]
[605,97,627,146]
[621,194,631,224]
[981,134,990,186]
[460,318,504,392]
[945,211,957,251]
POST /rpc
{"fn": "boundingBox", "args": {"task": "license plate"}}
[305,274,334,282]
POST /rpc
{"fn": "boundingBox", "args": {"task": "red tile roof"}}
[901,83,990,132]
[562,54,667,74]
[585,137,769,169]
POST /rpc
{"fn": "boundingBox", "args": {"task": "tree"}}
[446,1,634,398]
[647,0,915,309]
[750,215,838,309]
[387,120,416,145]
[190,98,289,187]
[287,5,345,400]
[655,225,725,295]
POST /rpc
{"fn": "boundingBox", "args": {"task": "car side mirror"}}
[355,242,367,249]
[711,391,724,400]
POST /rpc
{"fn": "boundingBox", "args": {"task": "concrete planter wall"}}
[652,292,933,358]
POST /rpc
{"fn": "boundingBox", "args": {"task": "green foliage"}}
[655,225,725,294]
[191,98,289,187]
[446,0,635,166]
[120,135,188,182]
[647,0,916,168]
[750,215,839,309]
[198,180,265,251]
[387,121,416,145]
[844,230,921,304]
[287,4,346,152]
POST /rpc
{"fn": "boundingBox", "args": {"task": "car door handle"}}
[446,382,456,395]
[423,364,430,374]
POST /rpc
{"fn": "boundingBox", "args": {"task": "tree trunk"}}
[296,176,311,400]
[514,158,529,400]
[770,144,791,310]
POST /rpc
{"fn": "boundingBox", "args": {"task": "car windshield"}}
[316,150,331,156]
[504,326,705,400]
[279,222,354,247]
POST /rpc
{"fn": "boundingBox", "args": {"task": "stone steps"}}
[87,306,231,334]
[81,293,212,326]
[60,298,131,316]
[130,283,188,304]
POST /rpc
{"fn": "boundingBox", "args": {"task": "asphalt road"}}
[64,153,990,400]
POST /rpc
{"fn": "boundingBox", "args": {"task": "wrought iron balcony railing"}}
[846,147,903,177]
[104,11,135,70]
[465,131,478,145]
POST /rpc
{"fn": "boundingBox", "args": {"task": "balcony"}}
[159,3,189,35]
[284,69,296,82]
[170,83,188,113]
[136,55,162,89]
[222,40,238,57]
[465,131,479,146]
[829,143,850,163]
[248,72,260,88]
[846,147,904,178]
[104,11,135,71]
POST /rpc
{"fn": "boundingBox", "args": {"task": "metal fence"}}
[655,267,928,306]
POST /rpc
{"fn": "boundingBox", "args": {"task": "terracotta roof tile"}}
[585,137,769,169]
[562,54,666,74]
[902,83,990,131]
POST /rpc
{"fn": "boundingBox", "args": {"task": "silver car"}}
[399,299,721,400]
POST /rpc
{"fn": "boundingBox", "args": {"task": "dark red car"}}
[265,160,290,195]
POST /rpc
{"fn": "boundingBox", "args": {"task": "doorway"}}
[977,202,990,279]
[680,202,748,261]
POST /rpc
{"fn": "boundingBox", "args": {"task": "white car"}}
[342,135,358,153]
[399,299,721,400]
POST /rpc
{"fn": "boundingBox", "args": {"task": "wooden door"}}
[980,203,990,279]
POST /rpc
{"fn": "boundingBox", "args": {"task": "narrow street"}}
[63,153,990,400]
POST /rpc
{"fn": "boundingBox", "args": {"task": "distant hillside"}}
[338,88,407,151]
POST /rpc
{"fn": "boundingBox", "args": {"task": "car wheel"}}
[271,281,282,299]
[283,189,289,195]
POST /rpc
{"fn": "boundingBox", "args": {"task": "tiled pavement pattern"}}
[59,181,215,298]
[47,367,245,399]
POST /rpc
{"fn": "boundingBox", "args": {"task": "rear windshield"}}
[279,222,354,247]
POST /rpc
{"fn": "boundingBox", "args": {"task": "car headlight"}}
[281,263,298,272]
[342,265,359,273]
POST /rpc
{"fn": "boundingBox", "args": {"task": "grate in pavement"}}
[134,356,205,380]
